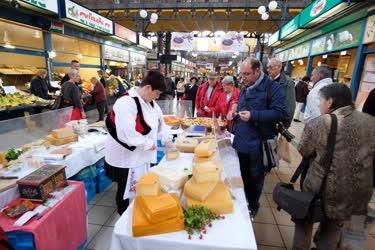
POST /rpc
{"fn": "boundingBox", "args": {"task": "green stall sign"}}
[300,0,345,27]
[280,15,300,39]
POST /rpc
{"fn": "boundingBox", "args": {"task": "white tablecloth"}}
[109,138,257,250]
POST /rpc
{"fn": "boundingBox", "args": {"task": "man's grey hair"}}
[314,64,331,79]
[268,58,282,66]
[68,69,79,78]
[222,76,234,85]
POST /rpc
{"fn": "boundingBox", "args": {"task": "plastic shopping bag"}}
[277,136,291,163]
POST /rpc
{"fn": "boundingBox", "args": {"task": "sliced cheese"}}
[52,127,75,139]
[194,139,217,158]
[175,137,199,153]
[166,150,179,161]
[186,181,234,214]
[149,167,189,190]
[193,161,223,184]
[139,193,179,223]
[136,173,161,196]
[184,178,217,201]
[133,193,184,237]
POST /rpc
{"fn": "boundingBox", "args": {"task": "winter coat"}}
[195,82,223,117]
[299,106,375,220]
[295,80,309,103]
[276,72,296,128]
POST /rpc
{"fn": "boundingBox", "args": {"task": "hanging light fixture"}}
[150,13,158,22]
[258,1,278,21]
[268,1,278,11]
[257,6,266,15]
[139,9,148,19]
[261,13,269,20]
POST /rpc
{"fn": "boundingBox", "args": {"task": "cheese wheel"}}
[51,127,75,139]
[194,139,217,158]
[175,137,199,153]
[149,167,189,190]
[193,161,223,184]
[139,193,179,223]
[136,174,161,196]
[133,193,184,237]
[184,178,217,201]
[186,181,234,214]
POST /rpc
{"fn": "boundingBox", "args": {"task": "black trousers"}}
[96,101,105,121]
[237,152,265,211]
[176,92,184,100]
[104,162,130,215]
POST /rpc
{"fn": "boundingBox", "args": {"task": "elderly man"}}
[267,58,296,127]
[215,76,240,130]
[304,64,333,123]
[195,72,223,117]
[233,57,286,217]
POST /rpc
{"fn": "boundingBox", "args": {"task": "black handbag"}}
[272,114,338,223]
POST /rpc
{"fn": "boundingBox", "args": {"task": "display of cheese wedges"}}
[136,173,162,196]
[139,193,179,223]
[184,177,217,201]
[194,139,218,158]
[133,193,184,237]
[186,181,234,214]
[193,161,223,184]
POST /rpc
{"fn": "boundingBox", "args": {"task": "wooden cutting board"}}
[0,179,17,192]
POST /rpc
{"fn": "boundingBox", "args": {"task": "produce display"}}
[0,93,50,109]
[5,148,23,162]
[82,80,93,92]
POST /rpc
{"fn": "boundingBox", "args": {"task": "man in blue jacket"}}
[232,57,286,217]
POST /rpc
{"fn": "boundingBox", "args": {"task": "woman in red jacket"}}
[195,72,223,117]
[215,76,240,130]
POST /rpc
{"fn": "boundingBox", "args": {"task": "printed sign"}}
[280,16,300,39]
[130,52,146,65]
[50,21,64,34]
[102,45,129,62]
[114,23,137,44]
[310,0,326,17]
[311,36,326,55]
[220,32,246,52]
[363,15,375,44]
[300,0,343,27]
[64,0,113,34]
[20,0,58,14]
[171,32,195,51]
[138,36,153,50]
[268,31,279,46]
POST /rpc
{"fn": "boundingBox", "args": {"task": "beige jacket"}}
[299,106,375,220]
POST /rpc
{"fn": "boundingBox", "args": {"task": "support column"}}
[157,32,164,70]
[43,32,53,81]
[285,61,293,76]
[306,56,313,76]
[165,32,171,74]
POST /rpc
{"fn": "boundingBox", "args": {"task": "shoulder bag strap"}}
[317,113,338,196]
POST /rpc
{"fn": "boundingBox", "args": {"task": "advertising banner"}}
[171,32,195,51]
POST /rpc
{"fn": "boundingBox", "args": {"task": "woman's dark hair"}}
[180,77,185,81]
[319,83,354,110]
[141,70,166,92]
[190,76,198,82]
[302,76,310,82]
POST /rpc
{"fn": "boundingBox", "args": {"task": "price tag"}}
[3,86,17,94]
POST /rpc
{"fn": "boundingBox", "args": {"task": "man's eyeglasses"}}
[240,72,254,76]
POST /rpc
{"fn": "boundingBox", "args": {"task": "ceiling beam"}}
[110,15,290,22]
[75,0,308,10]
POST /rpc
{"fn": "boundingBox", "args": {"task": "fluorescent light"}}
[49,51,56,58]
[340,50,347,56]
[3,43,15,49]
[322,55,328,58]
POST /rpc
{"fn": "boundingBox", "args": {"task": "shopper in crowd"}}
[61,60,82,91]
[215,76,240,131]
[233,57,286,217]
[90,77,106,121]
[267,58,296,128]
[342,74,352,87]
[293,84,374,249]
[195,72,223,117]
[362,88,375,117]
[104,70,173,215]
[304,64,333,123]
[135,75,142,87]
[30,69,56,100]
[61,69,86,120]
[293,76,310,122]
[184,76,199,117]
[176,77,186,101]
[97,70,107,88]
[157,72,176,114]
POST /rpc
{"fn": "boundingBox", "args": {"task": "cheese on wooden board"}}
[166,150,179,160]
[51,127,75,139]
[149,167,189,190]
[193,161,223,183]
[136,174,161,196]
[175,137,199,153]
[133,193,184,237]
[184,178,217,201]
[194,151,220,164]
[194,139,217,158]
[139,193,179,223]
[186,181,234,214]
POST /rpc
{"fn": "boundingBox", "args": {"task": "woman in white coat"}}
[105,70,173,215]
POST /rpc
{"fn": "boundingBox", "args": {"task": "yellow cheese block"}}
[166,150,179,161]
[139,193,179,223]
[186,181,234,214]
[136,173,161,196]
[52,127,75,139]
[45,134,78,146]
[175,137,199,153]
[184,178,217,201]
[193,161,223,184]
[194,139,217,158]
[133,193,184,237]
[194,151,220,164]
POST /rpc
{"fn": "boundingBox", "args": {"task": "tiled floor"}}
[84,121,375,250]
